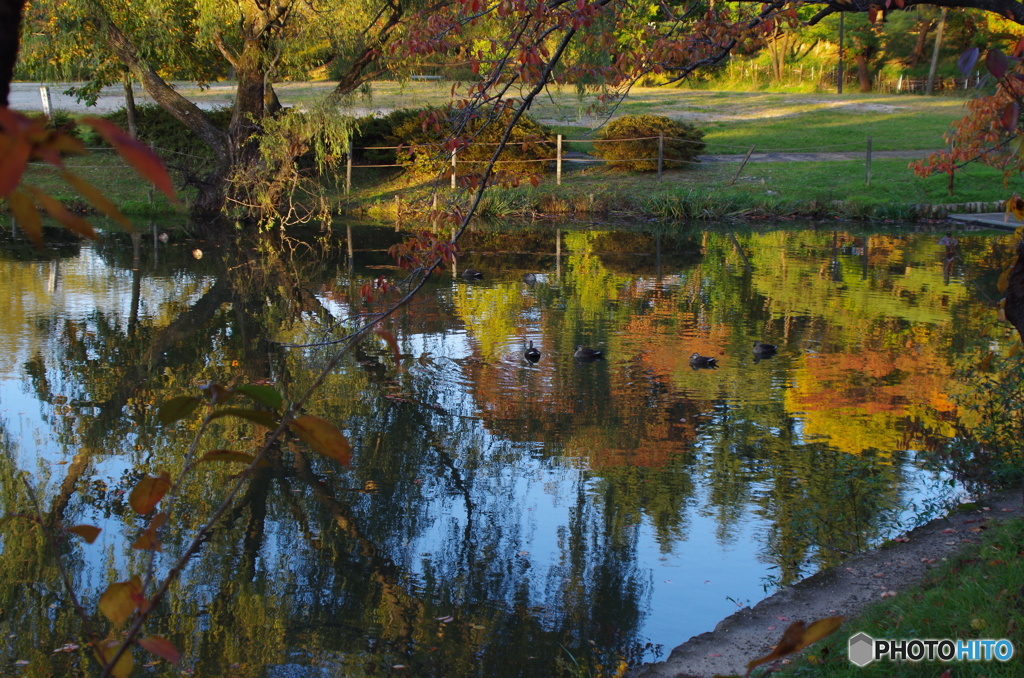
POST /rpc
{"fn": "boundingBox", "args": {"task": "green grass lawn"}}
[772,517,1024,678]
[15,84,1010,223]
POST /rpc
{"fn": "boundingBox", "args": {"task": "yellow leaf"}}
[60,170,132,230]
[96,637,134,678]
[747,617,843,672]
[98,576,142,626]
[7,190,43,247]
[289,415,352,466]
[1006,194,1024,222]
[129,473,171,515]
[67,524,101,543]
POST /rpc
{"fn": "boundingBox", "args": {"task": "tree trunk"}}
[0,0,27,106]
[908,17,936,68]
[856,51,873,93]
[123,72,137,139]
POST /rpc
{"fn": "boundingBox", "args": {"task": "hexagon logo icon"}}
[848,632,875,667]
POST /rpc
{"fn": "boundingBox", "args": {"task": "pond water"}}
[0,222,1016,677]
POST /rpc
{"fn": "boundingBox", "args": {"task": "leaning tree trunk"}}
[0,0,27,106]
[100,14,232,219]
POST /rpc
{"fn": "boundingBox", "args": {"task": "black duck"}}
[689,353,718,368]
[524,341,541,363]
[574,345,604,361]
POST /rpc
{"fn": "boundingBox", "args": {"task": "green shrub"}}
[592,114,705,172]
[101,104,232,160]
[351,109,422,166]
[389,107,555,178]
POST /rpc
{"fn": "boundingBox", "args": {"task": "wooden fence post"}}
[556,134,563,186]
[657,133,664,179]
[729,145,756,185]
[866,137,872,187]
[345,152,352,195]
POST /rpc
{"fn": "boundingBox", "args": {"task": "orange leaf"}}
[131,512,167,551]
[98,575,143,626]
[60,170,132,230]
[67,524,102,543]
[747,617,843,672]
[289,415,352,466]
[25,187,98,240]
[376,328,401,365]
[79,116,177,201]
[138,636,181,664]
[7,190,43,247]
[96,637,134,678]
[129,472,171,514]
[1006,194,1024,222]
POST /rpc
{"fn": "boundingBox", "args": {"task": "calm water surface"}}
[0,223,1015,676]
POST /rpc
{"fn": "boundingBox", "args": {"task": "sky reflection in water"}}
[0,224,1011,676]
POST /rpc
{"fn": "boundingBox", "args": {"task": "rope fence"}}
[25,132,945,200]
[338,133,932,193]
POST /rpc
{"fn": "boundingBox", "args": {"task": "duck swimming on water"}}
[574,345,604,361]
[689,353,718,368]
[525,341,541,363]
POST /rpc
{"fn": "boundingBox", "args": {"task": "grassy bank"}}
[345,157,1013,224]
[15,86,1017,224]
[773,516,1024,677]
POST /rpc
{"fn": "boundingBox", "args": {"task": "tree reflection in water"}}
[0,224,1009,676]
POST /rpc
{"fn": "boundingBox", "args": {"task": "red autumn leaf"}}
[987,48,1008,80]
[129,472,171,514]
[79,116,177,201]
[0,135,31,198]
[60,170,132,230]
[26,187,98,240]
[138,636,181,665]
[289,415,353,466]
[1002,102,1019,133]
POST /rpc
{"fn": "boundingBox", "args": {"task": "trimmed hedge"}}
[592,114,705,172]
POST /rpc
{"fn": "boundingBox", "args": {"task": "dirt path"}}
[629,489,1023,678]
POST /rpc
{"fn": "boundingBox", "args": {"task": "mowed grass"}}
[175,80,972,155]
[773,517,1024,678]
[18,82,1010,220]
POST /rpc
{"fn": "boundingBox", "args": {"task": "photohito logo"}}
[848,632,1014,666]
